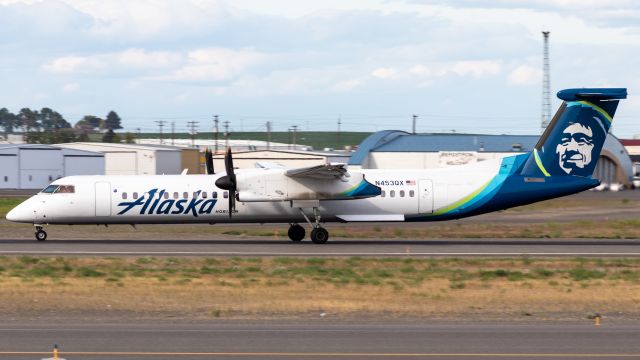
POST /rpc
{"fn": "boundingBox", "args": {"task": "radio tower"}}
[541,31,551,130]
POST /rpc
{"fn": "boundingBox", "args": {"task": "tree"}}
[102,129,121,143]
[124,132,136,144]
[18,108,38,132]
[76,115,104,130]
[0,108,16,135]
[104,111,122,131]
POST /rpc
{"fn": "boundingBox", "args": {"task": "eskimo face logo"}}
[555,122,594,174]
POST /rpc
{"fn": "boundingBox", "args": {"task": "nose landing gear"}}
[34,225,47,241]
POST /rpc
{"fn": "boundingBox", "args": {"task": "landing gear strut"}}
[288,224,305,242]
[35,225,47,241]
[299,207,329,244]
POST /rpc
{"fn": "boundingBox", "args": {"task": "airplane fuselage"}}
[7,153,597,226]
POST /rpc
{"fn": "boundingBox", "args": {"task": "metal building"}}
[0,144,104,189]
[55,143,191,175]
[349,131,633,188]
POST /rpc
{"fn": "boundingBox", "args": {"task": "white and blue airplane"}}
[6,88,627,243]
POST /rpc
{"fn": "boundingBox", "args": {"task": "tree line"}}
[0,108,127,144]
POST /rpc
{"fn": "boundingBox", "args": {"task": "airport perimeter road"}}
[0,238,639,257]
[0,321,638,360]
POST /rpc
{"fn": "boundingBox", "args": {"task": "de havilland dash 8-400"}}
[6,88,628,244]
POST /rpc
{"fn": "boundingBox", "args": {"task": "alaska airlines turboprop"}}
[6,88,628,243]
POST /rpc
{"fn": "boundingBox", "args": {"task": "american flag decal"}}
[406,180,416,185]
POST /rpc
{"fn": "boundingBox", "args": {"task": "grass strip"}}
[0,256,639,319]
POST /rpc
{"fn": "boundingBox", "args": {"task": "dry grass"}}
[1,256,639,320]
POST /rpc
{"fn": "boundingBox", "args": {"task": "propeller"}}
[204,148,214,175]
[214,148,237,217]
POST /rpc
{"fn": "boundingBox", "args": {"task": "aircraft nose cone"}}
[6,204,33,223]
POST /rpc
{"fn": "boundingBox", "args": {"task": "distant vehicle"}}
[7,88,627,243]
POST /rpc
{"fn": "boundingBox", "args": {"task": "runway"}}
[0,321,638,359]
[0,238,639,257]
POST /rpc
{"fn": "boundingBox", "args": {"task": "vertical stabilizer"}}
[521,88,627,178]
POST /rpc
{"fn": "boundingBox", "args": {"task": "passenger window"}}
[409,190,415,197]
[29,175,32,181]
[223,191,229,199]
[173,192,179,199]
[122,192,127,199]
[202,192,208,199]
[183,192,188,199]
[163,192,169,199]
[133,192,139,200]
[381,190,386,197]
[212,192,218,199]
[48,176,53,181]
[390,190,395,198]
[400,190,405,198]
[3,176,7,182]
[193,192,198,198]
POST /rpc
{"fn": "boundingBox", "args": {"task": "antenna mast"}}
[541,31,551,131]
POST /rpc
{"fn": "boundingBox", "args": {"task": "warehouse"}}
[349,130,634,189]
[0,144,104,189]
[55,143,198,175]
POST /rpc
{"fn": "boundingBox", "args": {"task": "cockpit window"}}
[55,185,75,194]
[41,185,59,194]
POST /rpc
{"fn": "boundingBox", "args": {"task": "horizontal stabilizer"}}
[557,88,627,101]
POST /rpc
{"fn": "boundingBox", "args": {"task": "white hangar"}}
[0,144,104,189]
[55,142,188,175]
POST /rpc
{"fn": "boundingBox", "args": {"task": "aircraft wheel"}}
[288,224,306,242]
[35,229,47,242]
[310,227,329,244]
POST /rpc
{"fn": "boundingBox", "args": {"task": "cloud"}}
[42,49,186,76]
[62,82,80,92]
[450,60,502,78]
[507,65,542,85]
[332,78,363,92]
[43,56,95,73]
[371,67,397,79]
[155,48,267,83]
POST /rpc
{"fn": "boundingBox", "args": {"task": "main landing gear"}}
[287,207,330,244]
[35,225,47,241]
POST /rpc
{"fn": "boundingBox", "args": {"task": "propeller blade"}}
[229,192,235,218]
[205,148,214,174]
[214,147,237,218]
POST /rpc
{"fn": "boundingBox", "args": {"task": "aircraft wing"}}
[285,163,349,180]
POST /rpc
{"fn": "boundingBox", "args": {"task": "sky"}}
[1,0,639,137]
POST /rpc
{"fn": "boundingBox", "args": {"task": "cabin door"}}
[418,179,434,214]
[95,182,112,216]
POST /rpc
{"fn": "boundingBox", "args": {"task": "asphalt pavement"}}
[0,238,639,257]
[0,321,638,360]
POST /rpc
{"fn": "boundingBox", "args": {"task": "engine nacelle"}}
[235,169,380,202]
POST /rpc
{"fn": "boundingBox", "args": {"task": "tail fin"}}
[521,88,627,177]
